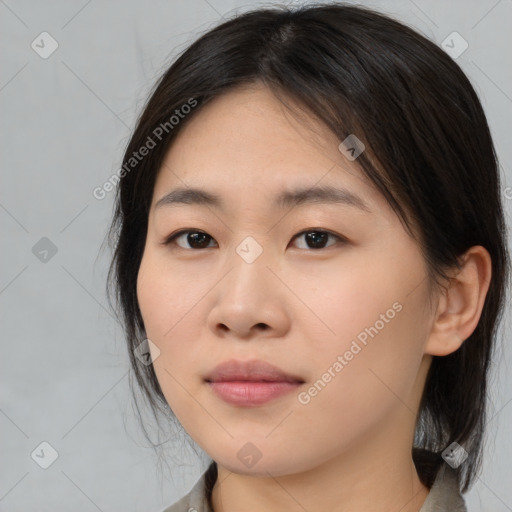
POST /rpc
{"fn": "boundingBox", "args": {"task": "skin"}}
[136,82,492,512]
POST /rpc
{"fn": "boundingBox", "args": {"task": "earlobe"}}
[425,245,492,357]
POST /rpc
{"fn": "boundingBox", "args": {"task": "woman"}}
[106,3,510,511]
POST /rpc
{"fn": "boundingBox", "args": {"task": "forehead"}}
[152,83,389,217]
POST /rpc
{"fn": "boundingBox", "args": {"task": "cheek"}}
[137,253,163,333]
[296,251,430,419]
[136,252,208,401]
[293,306,428,460]
[136,252,202,338]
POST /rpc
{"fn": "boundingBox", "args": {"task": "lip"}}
[205,359,304,407]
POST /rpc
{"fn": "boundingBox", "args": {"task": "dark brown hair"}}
[105,2,510,492]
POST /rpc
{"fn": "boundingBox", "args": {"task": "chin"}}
[212,447,315,478]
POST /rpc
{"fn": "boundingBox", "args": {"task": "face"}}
[136,83,435,477]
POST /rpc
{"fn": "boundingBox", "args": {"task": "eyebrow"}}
[154,185,372,213]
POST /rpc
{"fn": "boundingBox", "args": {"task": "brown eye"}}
[164,230,217,249]
[291,230,343,250]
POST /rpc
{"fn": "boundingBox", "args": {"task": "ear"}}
[425,246,492,356]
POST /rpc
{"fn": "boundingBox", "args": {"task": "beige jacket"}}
[161,462,467,512]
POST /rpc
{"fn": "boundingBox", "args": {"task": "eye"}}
[290,229,344,250]
[163,228,345,251]
[163,230,217,250]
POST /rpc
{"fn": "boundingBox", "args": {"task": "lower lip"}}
[207,381,302,406]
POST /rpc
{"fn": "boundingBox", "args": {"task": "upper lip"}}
[205,359,304,383]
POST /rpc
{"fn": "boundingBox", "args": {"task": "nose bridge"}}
[207,233,288,337]
[226,234,272,297]
[234,233,267,267]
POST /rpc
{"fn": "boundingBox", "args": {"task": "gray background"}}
[1,0,511,510]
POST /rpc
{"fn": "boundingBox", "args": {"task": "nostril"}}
[255,323,268,330]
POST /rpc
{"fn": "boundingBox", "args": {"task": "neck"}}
[210,410,430,512]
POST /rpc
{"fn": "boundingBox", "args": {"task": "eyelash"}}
[161,228,346,251]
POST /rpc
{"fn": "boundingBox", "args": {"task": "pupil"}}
[189,232,210,248]
[306,231,327,248]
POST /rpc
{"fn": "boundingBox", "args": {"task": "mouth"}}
[205,359,305,407]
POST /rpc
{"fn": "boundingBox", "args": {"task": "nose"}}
[206,243,291,340]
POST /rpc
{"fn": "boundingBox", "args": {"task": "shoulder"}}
[160,462,216,512]
[419,464,467,512]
